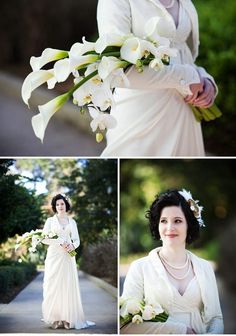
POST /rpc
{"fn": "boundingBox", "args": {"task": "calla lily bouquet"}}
[120,298,168,328]
[22,14,222,143]
[16,229,76,257]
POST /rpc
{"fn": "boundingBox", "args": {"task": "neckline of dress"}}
[172,275,196,297]
[150,0,182,30]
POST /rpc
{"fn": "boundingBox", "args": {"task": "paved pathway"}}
[0,72,105,156]
[0,271,117,334]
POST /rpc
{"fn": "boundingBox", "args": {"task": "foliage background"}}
[0,0,235,154]
[120,159,236,258]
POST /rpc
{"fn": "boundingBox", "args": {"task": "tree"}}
[0,160,44,243]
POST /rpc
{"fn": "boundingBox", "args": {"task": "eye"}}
[175,219,182,223]
[160,219,167,224]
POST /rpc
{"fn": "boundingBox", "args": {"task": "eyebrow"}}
[160,216,183,219]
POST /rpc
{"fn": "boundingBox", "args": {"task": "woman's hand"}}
[192,78,215,108]
[186,327,196,334]
[61,242,74,253]
[184,82,204,104]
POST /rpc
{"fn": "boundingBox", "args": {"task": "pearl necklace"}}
[159,251,189,269]
[159,252,192,280]
[161,0,175,9]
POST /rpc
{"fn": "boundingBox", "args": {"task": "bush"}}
[80,237,117,287]
[0,259,37,300]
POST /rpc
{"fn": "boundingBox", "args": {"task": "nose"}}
[166,221,175,231]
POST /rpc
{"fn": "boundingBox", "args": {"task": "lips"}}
[165,234,178,238]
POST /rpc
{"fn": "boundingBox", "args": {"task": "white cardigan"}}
[121,247,224,334]
[42,215,80,249]
[97,0,217,94]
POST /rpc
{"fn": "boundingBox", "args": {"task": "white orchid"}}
[132,315,143,324]
[149,58,164,71]
[31,92,69,142]
[126,299,142,315]
[95,33,130,54]
[30,48,68,71]
[21,70,54,106]
[73,82,93,106]
[142,305,156,321]
[91,82,115,111]
[107,68,130,89]
[88,106,117,132]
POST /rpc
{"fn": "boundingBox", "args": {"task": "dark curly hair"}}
[51,194,71,213]
[146,189,200,244]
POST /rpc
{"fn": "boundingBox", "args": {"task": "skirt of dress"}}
[101,87,205,157]
[42,244,94,329]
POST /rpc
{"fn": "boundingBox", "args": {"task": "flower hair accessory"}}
[178,189,205,227]
[58,193,71,204]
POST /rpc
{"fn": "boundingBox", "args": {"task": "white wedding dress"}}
[42,215,95,329]
[97,0,217,157]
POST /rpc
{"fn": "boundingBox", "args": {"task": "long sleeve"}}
[70,219,80,249]
[194,65,218,97]
[42,218,63,246]
[97,0,200,95]
[121,260,188,334]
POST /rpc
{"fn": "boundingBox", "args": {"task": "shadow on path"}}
[0,271,117,334]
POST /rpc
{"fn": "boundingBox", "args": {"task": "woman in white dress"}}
[97,0,217,157]
[120,189,224,334]
[42,194,95,330]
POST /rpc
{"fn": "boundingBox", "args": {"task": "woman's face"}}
[55,199,66,214]
[159,206,187,247]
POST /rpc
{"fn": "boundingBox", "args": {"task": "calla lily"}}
[156,45,178,58]
[120,37,143,64]
[95,33,130,54]
[70,54,99,71]
[53,58,71,82]
[30,48,68,71]
[70,37,95,58]
[31,92,69,142]
[21,70,54,106]
[145,16,176,43]
[98,56,128,80]
[88,106,117,132]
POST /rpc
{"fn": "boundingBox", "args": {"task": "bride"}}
[97,0,217,157]
[120,189,224,334]
[42,193,95,329]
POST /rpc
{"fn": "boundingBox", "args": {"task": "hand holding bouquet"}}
[16,229,76,257]
[22,11,222,143]
[120,298,168,328]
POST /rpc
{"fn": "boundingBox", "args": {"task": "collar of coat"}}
[148,247,220,323]
[146,0,200,61]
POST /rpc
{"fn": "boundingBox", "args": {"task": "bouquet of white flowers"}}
[120,298,168,328]
[16,229,76,257]
[22,13,222,143]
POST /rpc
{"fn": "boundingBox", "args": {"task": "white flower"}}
[91,83,115,111]
[70,54,99,72]
[53,58,71,82]
[142,305,156,321]
[31,92,69,142]
[107,68,130,89]
[95,33,130,54]
[153,303,164,315]
[30,48,68,71]
[145,15,176,43]
[149,58,164,71]
[73,82,92,106]
[69,37,95,58]
[156,45,178,58]
[126,299,142,315]
[21,70,54,106]
[120,37,143,64]
[120,37,158,65]
[98,56,127,80]
[132,315,143,324]
[88,106,117,132]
